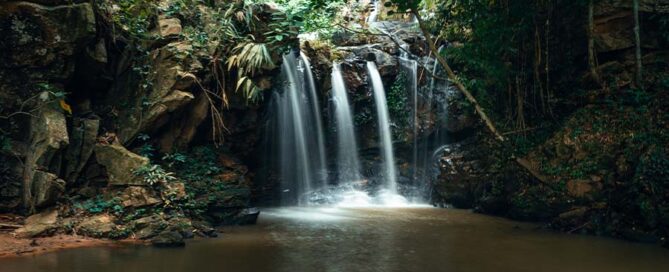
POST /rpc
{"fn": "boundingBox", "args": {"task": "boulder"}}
[115,41,200,142]
[232,208,260,225]
[566,179,603,199]
[163,181,187,201]
[157,18,182,38]
[133,215,167,239]
[192,220,217,237]
[119,186,161,208]
[94,143,149,186]
[77,214,117,237]
[339,45,398,77]
[167,217,195,239]
[19,107,69,210]
[14,209,58,238]
[32,170,65,208]
[151,231,185,247]
[30,106,69,170]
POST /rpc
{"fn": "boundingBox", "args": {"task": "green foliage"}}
[75,196,122,214]
[257,0,347,38]
[354,107,373,126]
[134,164,177,186]
[161,146,249,218]
[388,71,410,127]
[105,0,158,39]
[0,133,10,152]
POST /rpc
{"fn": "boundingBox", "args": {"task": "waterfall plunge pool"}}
[3,207,669,272]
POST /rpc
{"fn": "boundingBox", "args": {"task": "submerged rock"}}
[232,208,260,226]
[192,220,217,237]
[151,231,185,247]
[133,215,167,240]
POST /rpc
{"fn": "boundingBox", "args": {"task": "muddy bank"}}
[0,233,131,259]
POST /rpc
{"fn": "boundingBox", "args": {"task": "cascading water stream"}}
[399,44,420,185]
[366,61,398,194]
[299,52,328,183]
[367,0,379,23]
[331,62,361,182]
[274,53,328,205]
[429,45,446,93]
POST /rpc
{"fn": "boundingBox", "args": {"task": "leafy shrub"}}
[134,164,177,186]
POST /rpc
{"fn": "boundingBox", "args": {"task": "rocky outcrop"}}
[32,171,65,208]
[63,118,100,184]
[0,0,286,248]
[94,143,149,186]
[14,209,59,238]
[77,214,119,238]
[118,186,161,208]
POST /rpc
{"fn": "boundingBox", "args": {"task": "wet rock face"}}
[0,1,96,212]
[0,1,95,119]
[432,137,491,209]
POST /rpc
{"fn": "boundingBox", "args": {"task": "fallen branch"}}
[412,11,552,185]
[0,223,22,229]
[502,126,541,135]
[514,157,550,184]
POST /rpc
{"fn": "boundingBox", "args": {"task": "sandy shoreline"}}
[0,233,143,259]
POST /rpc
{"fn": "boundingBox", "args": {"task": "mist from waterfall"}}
[366,61,398,194]
[273,53,328,205]
[331,62,361,183]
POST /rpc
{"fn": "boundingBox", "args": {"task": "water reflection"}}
[2,208,669,272]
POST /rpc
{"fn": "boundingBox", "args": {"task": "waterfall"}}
[366,61,398,194]
[274,53,328,205]
[299,52,328,183]
[331,62,361,183]
[399,44,420,185]
[429,45,446,92]
[367,0,379,23]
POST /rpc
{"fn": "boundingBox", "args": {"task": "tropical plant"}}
[134,164,177,186]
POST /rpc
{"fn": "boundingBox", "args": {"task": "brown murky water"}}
[2,207,669,272]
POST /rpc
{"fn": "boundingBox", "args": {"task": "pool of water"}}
[3,207,669,272]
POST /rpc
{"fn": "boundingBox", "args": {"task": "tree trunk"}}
[412,11,506,142]
[633,0,643,88]
[411,10,560,183]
